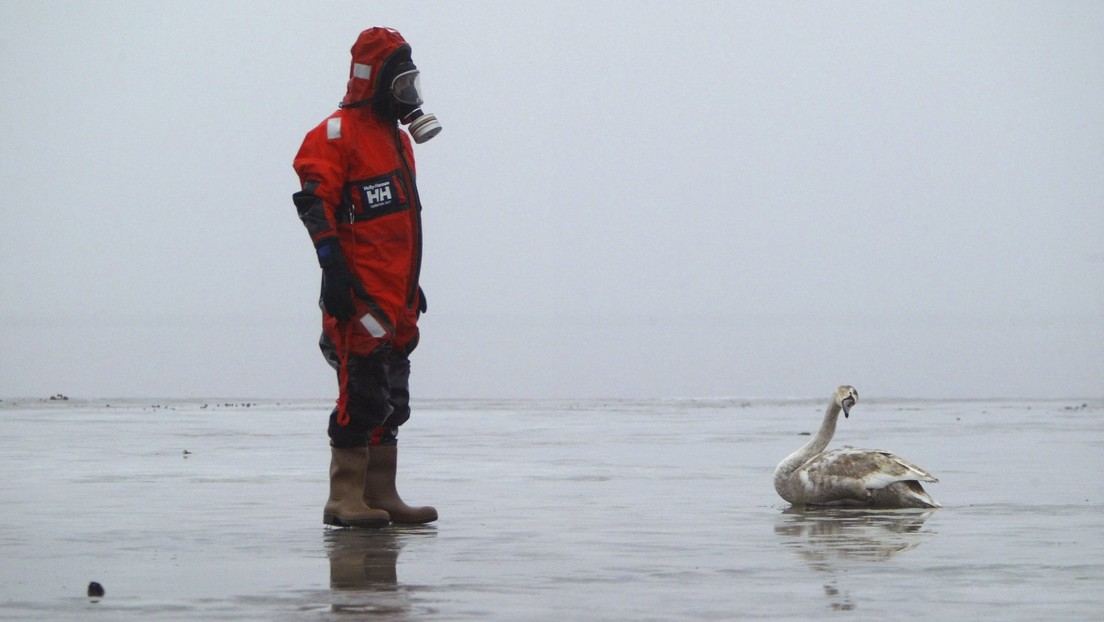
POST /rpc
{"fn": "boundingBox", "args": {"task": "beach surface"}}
[1,396,1101,620]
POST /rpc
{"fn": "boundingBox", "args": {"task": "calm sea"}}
[1,396,1100,620]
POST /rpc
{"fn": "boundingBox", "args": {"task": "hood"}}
[341,27,411,107]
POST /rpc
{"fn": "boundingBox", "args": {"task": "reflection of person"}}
[327,529,402,590]
[326,529,408,616]
[293,27,441,528]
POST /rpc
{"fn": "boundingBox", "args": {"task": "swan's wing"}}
[818,447,939,490]
[790,449,874,504]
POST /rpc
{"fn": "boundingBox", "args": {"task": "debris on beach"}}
[87,581,104,602]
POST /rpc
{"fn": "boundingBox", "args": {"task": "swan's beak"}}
[841,397,855,418]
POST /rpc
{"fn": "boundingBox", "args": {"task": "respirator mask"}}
[390,68,442,144]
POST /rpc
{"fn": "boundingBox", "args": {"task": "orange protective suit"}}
[292,28,426,443]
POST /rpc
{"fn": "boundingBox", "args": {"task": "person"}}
[292,27,442,527]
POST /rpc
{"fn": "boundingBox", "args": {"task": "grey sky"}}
[1,1,1101,400]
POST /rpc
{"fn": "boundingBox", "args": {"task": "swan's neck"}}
[775,400,843,480]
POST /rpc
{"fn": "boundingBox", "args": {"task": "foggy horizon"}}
[2,1,1101,401]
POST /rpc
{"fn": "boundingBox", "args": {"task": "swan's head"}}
[835,385,859,418]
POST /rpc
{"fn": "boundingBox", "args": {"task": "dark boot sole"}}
[390,518,437,525]
[323,513,390,529]
[387,510,438,525]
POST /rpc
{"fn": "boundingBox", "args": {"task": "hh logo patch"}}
[359,180,396,209]
[345,172,407,222]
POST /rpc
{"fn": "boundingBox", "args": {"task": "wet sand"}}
[1,396,1101,620]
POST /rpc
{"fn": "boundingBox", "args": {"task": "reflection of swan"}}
[774,507,935,562]
[775,508,935,611]
[773,386,940,509]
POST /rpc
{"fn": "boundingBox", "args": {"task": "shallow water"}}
[0,396,1101,620]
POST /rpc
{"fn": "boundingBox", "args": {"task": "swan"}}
[773,385,940,509]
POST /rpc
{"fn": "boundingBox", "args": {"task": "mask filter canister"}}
[403,109,442,144]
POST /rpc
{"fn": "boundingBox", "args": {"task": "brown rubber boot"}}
[324,447,391,528]
[364,445,437,524]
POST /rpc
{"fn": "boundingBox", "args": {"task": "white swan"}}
[773,386,940,509]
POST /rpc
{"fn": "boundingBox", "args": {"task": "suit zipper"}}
[396,127,422,310]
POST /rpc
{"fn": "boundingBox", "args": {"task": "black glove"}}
[315,237,367,322]
[321,261,364,321]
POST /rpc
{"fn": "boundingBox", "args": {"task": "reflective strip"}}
[359,312,388,338]
[352,63,372,80]
[326,117,341,140]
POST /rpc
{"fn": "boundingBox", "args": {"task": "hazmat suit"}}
[293,27,440,526]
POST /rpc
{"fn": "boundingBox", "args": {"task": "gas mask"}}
[387,64,442,144]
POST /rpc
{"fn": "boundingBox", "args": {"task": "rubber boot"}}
[364,445,437,524]
[324,447,391,528]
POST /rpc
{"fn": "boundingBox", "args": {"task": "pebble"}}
[87,581,104,602]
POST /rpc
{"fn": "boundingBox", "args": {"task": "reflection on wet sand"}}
[775,508,936,611]
[325,526,436,617]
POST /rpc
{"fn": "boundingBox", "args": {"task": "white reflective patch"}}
[326,117,341,140]
[359,312,387,338]
[352,63,372,80]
